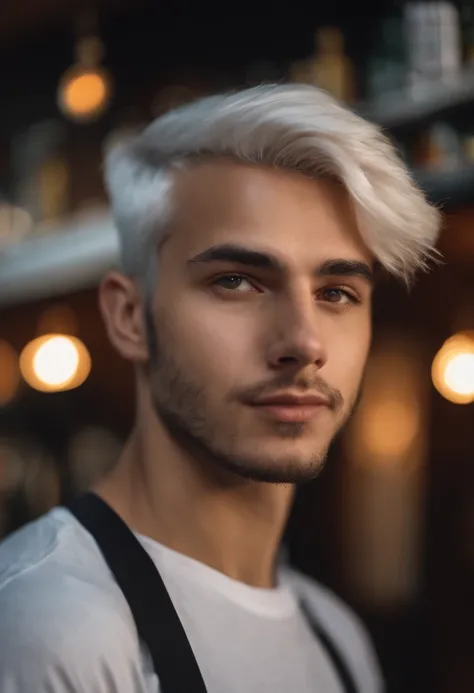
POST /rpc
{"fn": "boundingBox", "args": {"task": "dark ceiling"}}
[0,0,133,42]
[0,0,389,52]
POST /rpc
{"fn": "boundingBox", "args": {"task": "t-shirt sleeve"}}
[0,578,154,693]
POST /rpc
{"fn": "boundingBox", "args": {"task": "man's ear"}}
[98,271,149,364]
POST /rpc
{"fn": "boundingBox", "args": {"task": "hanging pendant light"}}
[57,12,113,123]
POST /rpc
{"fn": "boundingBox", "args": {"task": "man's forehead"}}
[167,160,371,264]
[172,159,352,223]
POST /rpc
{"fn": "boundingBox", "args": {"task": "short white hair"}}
[104,83,441,285]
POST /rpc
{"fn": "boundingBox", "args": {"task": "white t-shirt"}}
[0,507,383,692]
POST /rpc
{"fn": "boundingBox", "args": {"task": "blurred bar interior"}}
[0,1,474,691]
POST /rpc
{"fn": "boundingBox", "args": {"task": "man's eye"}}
[213,275,257,292]
[319,288,358,305]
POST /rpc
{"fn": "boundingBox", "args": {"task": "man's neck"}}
[94,420,294,589]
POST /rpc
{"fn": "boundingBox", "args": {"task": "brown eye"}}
[319,288,358,305]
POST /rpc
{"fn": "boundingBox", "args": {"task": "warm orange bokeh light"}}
[358,400,419,459]
[58,68,111,121]
[432,331,474,405]
[19,334,91,393]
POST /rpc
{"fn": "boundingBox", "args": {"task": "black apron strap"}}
[69,492,358,693]
[300,599,359,693]
[68,492,208,693]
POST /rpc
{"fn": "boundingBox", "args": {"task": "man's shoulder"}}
[285,567,384,693]
[0,509,149,692]
[0,506,131,630]
[0,508,74,587]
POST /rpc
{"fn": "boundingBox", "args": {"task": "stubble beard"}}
[145,307,354,485]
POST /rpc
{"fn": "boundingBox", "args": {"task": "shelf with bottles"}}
[361,1,474,129]
[287,2,474,130]
[393,119,474,204]
[360,68,474,130]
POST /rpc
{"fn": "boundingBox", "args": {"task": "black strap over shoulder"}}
[69,492,359,693]
[69,492,207,693]
[300,600,359,693]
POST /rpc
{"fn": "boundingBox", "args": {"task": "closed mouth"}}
[251,392,330,408]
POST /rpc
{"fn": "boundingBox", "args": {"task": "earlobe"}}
[99,272,149,364]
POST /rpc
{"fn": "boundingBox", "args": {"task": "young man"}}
[0,84,440,692]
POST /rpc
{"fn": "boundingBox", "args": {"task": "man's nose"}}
[266,297,328,370]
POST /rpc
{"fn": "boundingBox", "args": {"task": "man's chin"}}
[215,452,327,485]
[156,403,329,484]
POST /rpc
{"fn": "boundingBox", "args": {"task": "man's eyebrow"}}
[188,244,374,283]
[188,244,283,271]
[317,259,374,284]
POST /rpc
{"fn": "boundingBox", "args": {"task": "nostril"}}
[278,356,299,365]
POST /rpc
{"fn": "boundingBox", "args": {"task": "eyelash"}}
[212,274,259,292]
[212,274,361,306]
[320,287,361,306]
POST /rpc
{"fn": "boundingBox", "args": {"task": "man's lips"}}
[249,391,330,423]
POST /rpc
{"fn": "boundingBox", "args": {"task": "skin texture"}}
[97,161,374,587]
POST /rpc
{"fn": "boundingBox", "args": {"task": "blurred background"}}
[0,1,474,691]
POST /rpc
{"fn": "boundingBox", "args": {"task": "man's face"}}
[146,161,373,483]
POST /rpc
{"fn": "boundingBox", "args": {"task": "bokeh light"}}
[432,331,474,405]
[58,67,112,122]
[20,334,91,393]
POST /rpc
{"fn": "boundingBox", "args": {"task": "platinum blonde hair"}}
[104,84,441,286]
